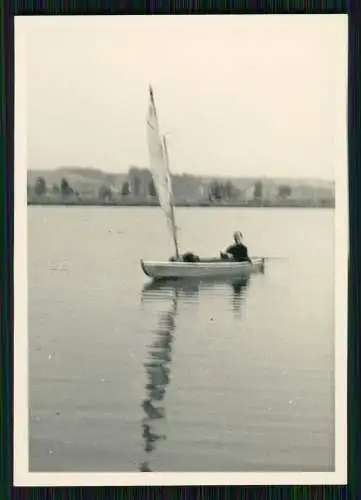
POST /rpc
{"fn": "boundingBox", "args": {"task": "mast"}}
[162,135,180,260]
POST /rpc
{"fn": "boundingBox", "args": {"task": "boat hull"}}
[141,258,265,280]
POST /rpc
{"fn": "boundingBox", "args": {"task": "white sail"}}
[146,86,179,258]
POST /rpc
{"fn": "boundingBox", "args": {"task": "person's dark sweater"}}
[226,243,251,262]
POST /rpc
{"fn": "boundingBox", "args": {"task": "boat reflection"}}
[142,275,250,311]
[139,276,251,472]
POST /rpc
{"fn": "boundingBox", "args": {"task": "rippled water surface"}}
[29,206,334,472]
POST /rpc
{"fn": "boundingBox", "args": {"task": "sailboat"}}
[140,86,265,280]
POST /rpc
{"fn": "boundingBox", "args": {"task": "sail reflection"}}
[139,288,178,472]
[139,276,251,472]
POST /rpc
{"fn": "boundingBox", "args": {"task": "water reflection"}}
[142,276,250,311]
[139,287,178,472]
[231,279,249,312]
[139,276,250,472]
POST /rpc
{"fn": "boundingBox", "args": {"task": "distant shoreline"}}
[27,167,335,210]
[27,199,335,209]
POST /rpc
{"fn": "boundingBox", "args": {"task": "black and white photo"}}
[14,14,348,486]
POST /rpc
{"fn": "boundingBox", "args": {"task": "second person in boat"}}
[221,231,252,263]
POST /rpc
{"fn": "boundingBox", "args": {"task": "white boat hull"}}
[141,258,265,280]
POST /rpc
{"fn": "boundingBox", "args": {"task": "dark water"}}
[28,206,334,472]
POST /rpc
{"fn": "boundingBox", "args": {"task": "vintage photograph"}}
[15,14,347,484]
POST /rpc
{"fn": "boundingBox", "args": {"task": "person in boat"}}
[221,231,252,263]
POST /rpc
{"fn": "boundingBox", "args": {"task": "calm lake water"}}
[28,206,334,472]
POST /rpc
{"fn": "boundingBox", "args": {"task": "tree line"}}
[29,174,293,203]
[33,177,77,198]
[30,175,158,202]
[208,179,292,201]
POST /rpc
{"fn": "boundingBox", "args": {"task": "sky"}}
[19,15,347,179]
